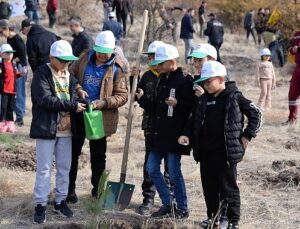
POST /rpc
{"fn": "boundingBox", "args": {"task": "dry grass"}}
[0,1,299,228]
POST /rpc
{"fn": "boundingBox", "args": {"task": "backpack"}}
[0,2,12,19]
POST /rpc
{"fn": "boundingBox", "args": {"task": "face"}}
[22,26,30,36]
[262,55,270,61]
[0,28,10,38]
[95,52,112,64]
[1,52,13,61]
[50,57,70,71]
[193,57,207,72]
[202,76,224,94]
[190,10,195,17]
[69,22,81,33]
[148,54,158,70]
[157,60,175,74]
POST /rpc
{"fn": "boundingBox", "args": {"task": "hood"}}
[28,25,47,36]
[219,81,238,97]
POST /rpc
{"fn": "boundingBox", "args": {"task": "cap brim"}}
[148,59,165,66]
[2,50,16,53]
[93,45,114,54]
[187,52,208,59]
[142,51,155,55]
[194,76,211,84]
[56,56,79,61]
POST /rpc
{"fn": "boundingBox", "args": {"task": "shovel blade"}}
[103,181,135,211]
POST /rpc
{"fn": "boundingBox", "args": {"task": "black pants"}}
[116,11,127,37]
[200,157,240,224]
[142,135,172,201]
[211,42,223,63]
[246,28,257,44]
[68,113,107,196]
[47,10,56,28]
[0,93,15,122]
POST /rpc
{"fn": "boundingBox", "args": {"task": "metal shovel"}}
[103,10,149,211]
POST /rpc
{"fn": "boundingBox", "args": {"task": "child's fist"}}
[178,136,190,146]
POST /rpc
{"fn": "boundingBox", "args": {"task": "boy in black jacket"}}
[179,61,262,229]
[136,43,194,219]
[30,40,85,224]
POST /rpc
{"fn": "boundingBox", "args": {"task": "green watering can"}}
[83,104,105,140]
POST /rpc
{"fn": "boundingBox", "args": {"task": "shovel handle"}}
[120,10,148,183]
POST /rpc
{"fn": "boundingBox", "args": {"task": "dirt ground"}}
[0,2,300,229]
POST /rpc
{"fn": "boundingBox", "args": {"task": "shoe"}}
[15,119,24,127]
[33,204,46,224]
[150,205,171,218]
[174,208,189,219]
[53,200,74,218]
[201,218,220,228]
[66,190,78,204]
[136,198,154,215]
[0,121,8,133]
[220,216,229,229]
[282,118,297,125]
[6,121,15,133]
[227,223,239,229]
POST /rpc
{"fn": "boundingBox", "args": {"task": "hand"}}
[194,85,205,97]
[76,102,86,113]
[78,89,89,99]
[241,137,250,150]
[292,45,298,53]
[178,136,190,146]
[92,99,107,109]
[131,66,140,76]
[165,97,177,107]
[135,88,144,100]
[13,57,20,63]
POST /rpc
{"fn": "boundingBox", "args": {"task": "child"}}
[30,40,86,224]
[136,43,194,219]
[256,48,276,111]
[179,61,262,229]
[0,44,21,133]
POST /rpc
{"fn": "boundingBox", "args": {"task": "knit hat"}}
[50,40,79,61]
[143,40,165,54]
[148,43,179,66]
[188,44,217,60]
[93,31,115,54]
[194,60,227,83]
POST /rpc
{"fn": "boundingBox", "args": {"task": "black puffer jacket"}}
[30,64,78,139]
[71,30,93,57]
[204,18,224,45]
[26,25,59,72]
[184,82,262,165]
[138,67,194,154]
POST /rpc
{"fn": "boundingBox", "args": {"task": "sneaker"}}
[136,198,154,215]
[174,208,189,219]
[0,121,7,133]
[220,216,229,229]
[53,200,74,218]
[66,190,78,204]
[227,223,239,229]
[150,205,171,218]
[15,119,24,127]
[33,204,46,224]
[201,218,220,228]
[6,121,15,133]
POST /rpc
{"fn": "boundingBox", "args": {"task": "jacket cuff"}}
[242,132,253,141]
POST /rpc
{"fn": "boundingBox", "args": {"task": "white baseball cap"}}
[188,44,217,60]
[0,44,15,53]
[109,12,116,18]
[260,48,271,56]
[148,43,179,66]
[93,31,115,54]
[194,60,227,83]
[50,40,78,61]
[143,40,165,54]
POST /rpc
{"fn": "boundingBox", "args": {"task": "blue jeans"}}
[15,66,27,121]
[147,151,188,210]
[25,10,40,24]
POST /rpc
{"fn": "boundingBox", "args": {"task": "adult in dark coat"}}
[21,19,59,72]
[198,1,207,38]
[112,0,132,37]
[244,10,257,44]
[69,16,93,57]
[102,12,123,44]
[180,8,195,64]
[204,13,224,63]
